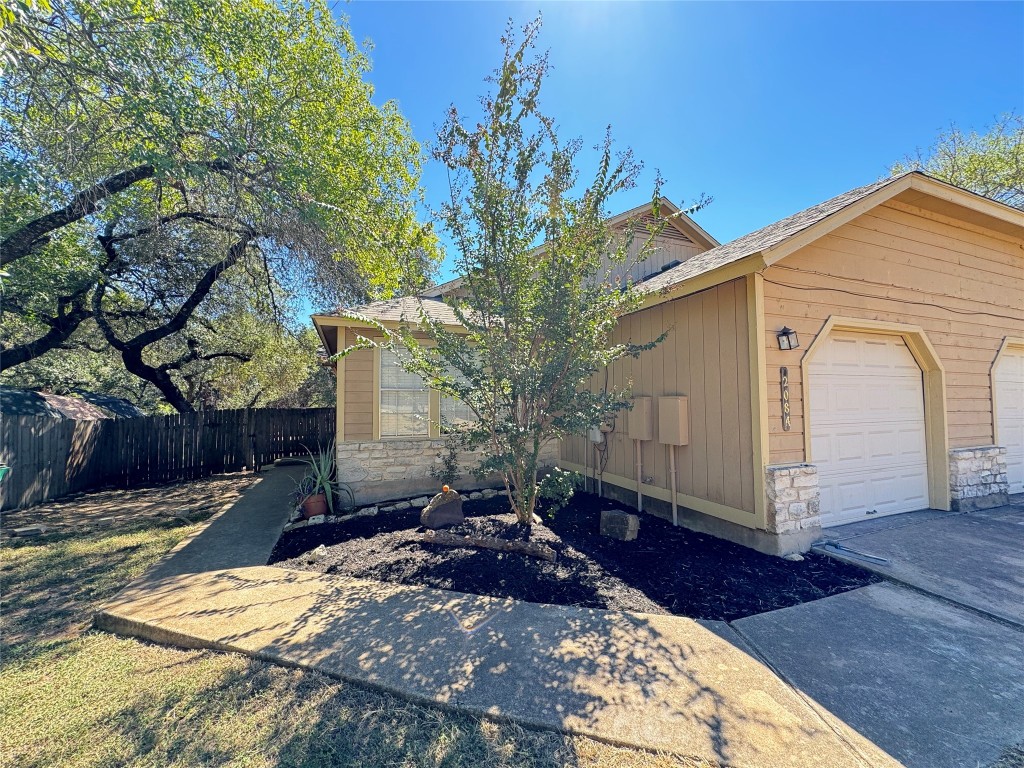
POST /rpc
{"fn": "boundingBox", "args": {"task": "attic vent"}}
[636,213,693,244]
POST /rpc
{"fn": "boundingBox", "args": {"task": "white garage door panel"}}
[809,332,930,527]
[994,348,1024,495]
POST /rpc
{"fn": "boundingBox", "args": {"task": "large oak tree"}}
[1,0,435,411]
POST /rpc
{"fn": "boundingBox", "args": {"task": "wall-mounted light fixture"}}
[777,326,800,350]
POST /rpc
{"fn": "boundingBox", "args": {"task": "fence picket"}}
[0,407,334,511]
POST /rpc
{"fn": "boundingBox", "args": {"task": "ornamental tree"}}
[348,19,706,524]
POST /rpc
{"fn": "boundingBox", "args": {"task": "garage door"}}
[994,347,1024,495]
[808,332,929,527]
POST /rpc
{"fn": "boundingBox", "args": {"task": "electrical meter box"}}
[658,396,689,445]
[627,397,654,441]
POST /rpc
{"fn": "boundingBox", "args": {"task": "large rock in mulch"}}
[420,489,464,529]
[600,509,639,541]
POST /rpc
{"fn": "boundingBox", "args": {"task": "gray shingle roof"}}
[326,296,462,326]
[639,172,915,295]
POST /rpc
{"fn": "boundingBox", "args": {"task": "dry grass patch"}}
[1,481,716,768]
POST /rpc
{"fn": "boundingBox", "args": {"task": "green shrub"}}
[538,467,583,517]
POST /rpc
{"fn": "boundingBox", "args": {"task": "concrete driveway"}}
[732,498,1024,768]
[813,497,1024,627]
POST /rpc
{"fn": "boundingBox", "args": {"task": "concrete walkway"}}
[96,467,895,768]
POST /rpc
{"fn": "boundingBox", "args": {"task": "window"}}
[379,348,428,437]
[440,365,477,431]
[441,393,476,430]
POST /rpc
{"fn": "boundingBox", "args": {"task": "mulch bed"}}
[269,491,879,622]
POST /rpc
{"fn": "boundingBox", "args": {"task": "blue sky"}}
[337,1,1023,284]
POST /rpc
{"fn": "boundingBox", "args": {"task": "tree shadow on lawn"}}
[106,566,855,767]
[0,513,215,664]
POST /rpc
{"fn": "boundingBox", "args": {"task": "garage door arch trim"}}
[800,316,949,512]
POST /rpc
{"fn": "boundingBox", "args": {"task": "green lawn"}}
[1,492,712,768]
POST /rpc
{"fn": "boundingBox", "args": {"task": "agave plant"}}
[297,441,353,514]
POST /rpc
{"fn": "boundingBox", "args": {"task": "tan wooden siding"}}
[764,201,1024,464]
[605,227,706,287]
[343,328,375,441]
[561,278,756,515]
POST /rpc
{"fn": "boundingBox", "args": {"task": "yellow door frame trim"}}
[746,273,769,529]
[800,316,950,511]
[991,337,1024,447]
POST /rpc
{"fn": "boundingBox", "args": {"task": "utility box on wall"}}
[658,396,689,446]
[628,397,654,441]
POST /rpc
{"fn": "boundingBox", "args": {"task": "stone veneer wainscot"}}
[765,464,821,535]
[336,438,558,505]
[948,446,1009,513]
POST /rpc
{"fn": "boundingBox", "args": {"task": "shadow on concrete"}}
[98,564,893,767]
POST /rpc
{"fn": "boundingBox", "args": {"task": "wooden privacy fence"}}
[0,408,336,511]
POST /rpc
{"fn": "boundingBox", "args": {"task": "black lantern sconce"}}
[777,326,800,350]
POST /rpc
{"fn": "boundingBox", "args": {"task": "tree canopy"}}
[347,19,704,523]
[892,113,1024,210]
[1,0,436,411]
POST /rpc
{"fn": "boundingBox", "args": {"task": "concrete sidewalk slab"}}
[96,565,895,768]
[816,506,1024,627]
[144,465,303,581]
[733,583,1024,768]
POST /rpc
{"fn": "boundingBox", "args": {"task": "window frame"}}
[376,346,431,439]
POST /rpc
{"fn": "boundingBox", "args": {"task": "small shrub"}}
[429,429,470,487]
[538,467,583,517]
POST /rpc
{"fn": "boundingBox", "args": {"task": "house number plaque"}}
[780,367,792,431]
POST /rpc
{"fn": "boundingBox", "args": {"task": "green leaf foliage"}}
[1,0,437,411]
[351,18,704,524]
[892,113,1024,210]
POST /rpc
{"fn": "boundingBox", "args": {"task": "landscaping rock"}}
[420,490,464,529]
[306,514,326,526]
[12,524,47,537]
[469,492,483,500]
[380,505,398,513]
[282,520,308,532]
[409,496,430,508]
[394,501,411,511]
[481,489,498,499]
[600,509,640,541]
[783,553,805,562]
[359,506,379,517]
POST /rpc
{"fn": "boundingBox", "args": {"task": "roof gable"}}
[639,172,1024,303]
[418,197,719,300]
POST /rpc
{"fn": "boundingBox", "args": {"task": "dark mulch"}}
[268,492,879,622]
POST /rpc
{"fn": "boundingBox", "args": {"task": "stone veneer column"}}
[765,464,821,535]
[948,446,1009,512]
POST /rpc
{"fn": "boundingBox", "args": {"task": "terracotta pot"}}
[301,492,328,519]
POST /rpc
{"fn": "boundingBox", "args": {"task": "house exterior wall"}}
[764,199,1024,464]
[560,277,758,527]
[763,199,1024,513]
[343,328,375,441]
[336,437,558,504]
[604,225,706,287]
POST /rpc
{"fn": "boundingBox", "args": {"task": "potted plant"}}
[291,475,325,519]
[293,441,353,519]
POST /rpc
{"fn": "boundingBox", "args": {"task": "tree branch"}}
[0,157,240,267]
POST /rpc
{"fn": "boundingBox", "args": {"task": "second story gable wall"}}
[605,219,707,287]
